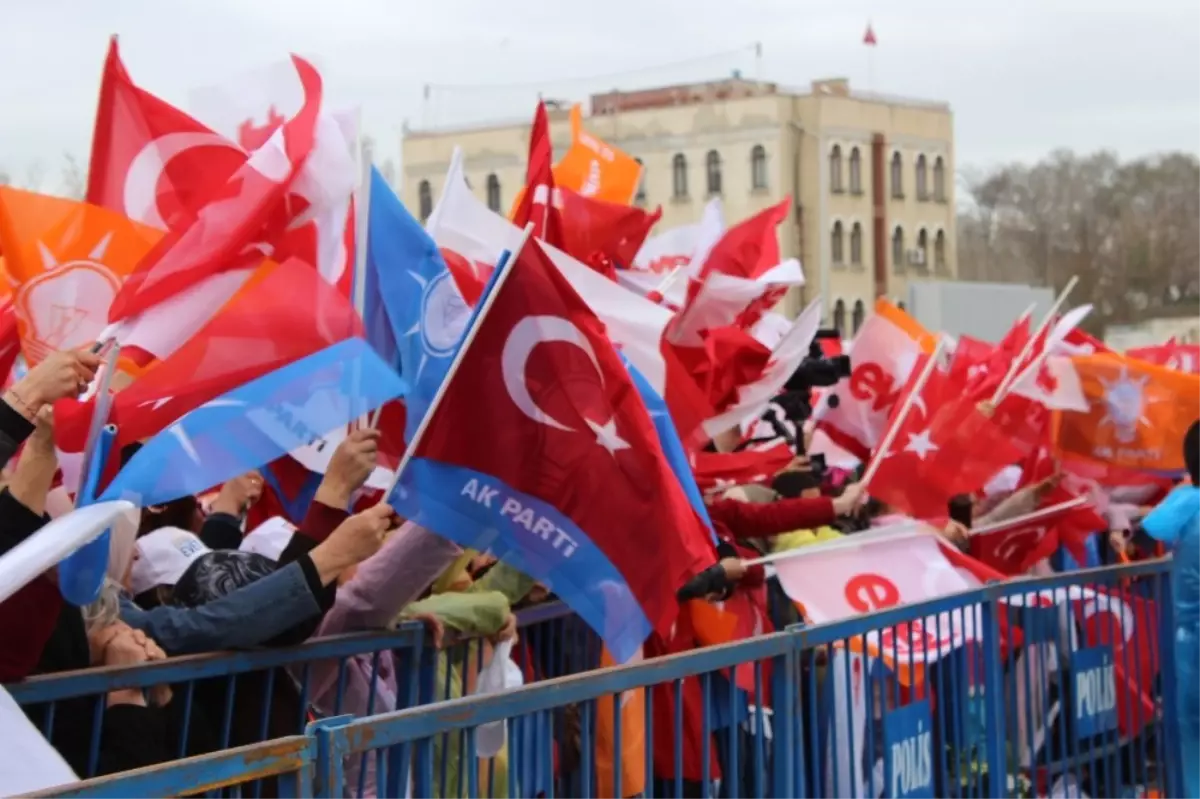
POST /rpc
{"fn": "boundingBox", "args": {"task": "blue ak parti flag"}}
[366,171,510,443]
[100,338,406,509]
[623,355,717,544]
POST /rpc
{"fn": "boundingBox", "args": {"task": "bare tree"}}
[956,149,1200,332]
[22,160,46,192]
[60,152,87,200]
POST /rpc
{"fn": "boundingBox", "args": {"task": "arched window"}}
[935,229,946,271]
[634,158,646,203]
[750,145,767,190]
[485,174,501,212]
[833,299,847,334]
[852,300,866,334]
[933,156,946,201]
[850,222,863,265]
[892,226,905,271]
[831,221,844,264]
[890,152,903,198]
[848,147,862,194]
[672,153,688,198]
[829,145,843,193]
[418,180,432,222]
[705,150,722,195]
[917,228,929,267]
[915,155,928,200]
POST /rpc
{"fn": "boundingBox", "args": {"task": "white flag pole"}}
[968,496,1088,538]
[989,276,1078,404]
[385,223,535,498]
[857,336,947,491]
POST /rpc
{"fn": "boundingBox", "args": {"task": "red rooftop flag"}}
[863,23,878,46]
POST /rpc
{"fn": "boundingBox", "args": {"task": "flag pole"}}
[858,336,947,491]
[741,521,933,568]
[968,496,1088,537]
[989,275,1078,404]
[385,223,536,498]
[74,344,122,506]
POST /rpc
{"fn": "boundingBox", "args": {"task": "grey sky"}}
[2,0,1197,191]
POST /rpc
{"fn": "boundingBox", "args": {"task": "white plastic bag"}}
[473,639,523,758]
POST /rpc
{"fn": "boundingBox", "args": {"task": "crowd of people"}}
[0,345,1194,799]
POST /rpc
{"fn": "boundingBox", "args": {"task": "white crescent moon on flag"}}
[124,132,245,229]
[501,315,601,432]
[995,528,1040,568]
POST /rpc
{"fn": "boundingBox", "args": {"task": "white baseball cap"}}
[239,516,297,561]
[130,527,211,596]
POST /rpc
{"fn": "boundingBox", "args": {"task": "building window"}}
[485,174,501,212]
[833,299,846,334]
[849,147,862,194]
[831,221,844,264]
[934,229,946,271]
[850,222,863,266]
[915,155,928,201]
[672,153,688,198]
[892,226,905,272]
[830,145,843,193]
[933,156,946,202]
[705,150,722,195]
[890,152,903,199]
[917,228,929,267]
[852,299,866,334]
[634,157,646,203]
[750,145,767,190]
[418,180,432,222]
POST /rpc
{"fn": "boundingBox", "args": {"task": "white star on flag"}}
[586,418,630,455]
[904,428,939,459]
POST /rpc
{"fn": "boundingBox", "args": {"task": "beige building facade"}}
[401,76,957,334]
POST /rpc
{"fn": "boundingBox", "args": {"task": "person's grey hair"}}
[81,577,124,632]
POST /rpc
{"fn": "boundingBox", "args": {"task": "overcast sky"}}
[2,0,1197,192]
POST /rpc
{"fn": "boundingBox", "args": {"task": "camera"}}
[783,329,852,395]
[773,329,852,426]
[735,328,852,453]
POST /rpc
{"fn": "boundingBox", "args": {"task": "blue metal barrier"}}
[7,601,581,794]
[28,561,1180,798]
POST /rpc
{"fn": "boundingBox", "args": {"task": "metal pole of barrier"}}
[980,591,1008,797]
[771,636,798,798]
[309,715,353,798]
[1158,573,1182,797]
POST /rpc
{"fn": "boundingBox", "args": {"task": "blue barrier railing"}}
[26,559,1180,798]
[8,600,586,792]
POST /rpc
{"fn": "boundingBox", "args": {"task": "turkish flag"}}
[556,187,661,281]
[395,239,714,658]
[86,37,247,230]
[968,498,1090,575]
[869,357,1024,520]
[107,56,325,323]
[54,258,362,470]
[689,442,793,495]
[511,101,565,247]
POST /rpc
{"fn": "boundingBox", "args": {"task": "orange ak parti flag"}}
[1055,352,1200,474]
[554,105,644,204]
[0,187,162,365]
[510,104,645,213]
